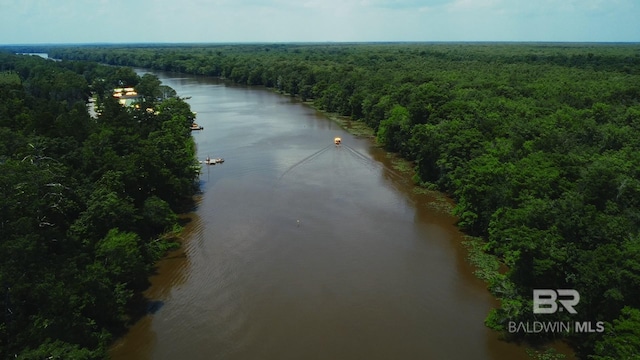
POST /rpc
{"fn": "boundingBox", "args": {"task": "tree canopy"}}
[0,52,199,359]
[7,42,640,358]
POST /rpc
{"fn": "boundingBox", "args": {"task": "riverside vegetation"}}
[6,42,640,359]
[0,52,199,358]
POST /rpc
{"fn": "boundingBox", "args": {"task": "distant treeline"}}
[35,43,640,358]
[0,52,199,358]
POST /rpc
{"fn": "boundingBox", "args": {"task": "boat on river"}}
[191,123,204,131]
[200,157,224,165]
[334,137,342,145]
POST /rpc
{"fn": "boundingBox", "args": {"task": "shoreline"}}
[273,88,574,359]
[117,68,570,359]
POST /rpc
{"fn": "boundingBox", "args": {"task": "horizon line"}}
[2,40,640,47]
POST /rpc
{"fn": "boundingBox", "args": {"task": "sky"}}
[0,0,638,44]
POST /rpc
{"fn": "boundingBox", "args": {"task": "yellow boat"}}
[334,137,342,145]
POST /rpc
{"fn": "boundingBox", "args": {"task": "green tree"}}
[591,307,640,360]
[377,104,410,154]
[96,229,147,285]
[136,73,162,104]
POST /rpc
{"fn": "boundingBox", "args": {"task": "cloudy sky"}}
[1,0,638,44]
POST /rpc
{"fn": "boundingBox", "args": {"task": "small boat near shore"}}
[191,123,204,131]
[200,157,224,165]
[334,137,342,145]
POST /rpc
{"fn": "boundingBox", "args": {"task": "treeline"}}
[0,52,199,358]
[45,43,640,358]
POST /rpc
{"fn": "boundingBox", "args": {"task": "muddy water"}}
[110,71,532,359]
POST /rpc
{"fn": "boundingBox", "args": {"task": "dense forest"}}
[42,43,640,359]
[0,52,199,358]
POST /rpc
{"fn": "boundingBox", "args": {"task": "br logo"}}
[533,289,580,314]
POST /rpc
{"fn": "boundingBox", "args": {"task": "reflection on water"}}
[110,70,536,360]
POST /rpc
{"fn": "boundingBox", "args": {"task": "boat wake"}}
[278,144,332,180]
[343,144,406,183]
[342,144,373,165]
[278,142,408,185]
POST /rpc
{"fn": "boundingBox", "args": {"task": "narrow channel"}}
[109,70,532,359]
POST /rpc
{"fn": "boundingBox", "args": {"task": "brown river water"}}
[109,70,536,360]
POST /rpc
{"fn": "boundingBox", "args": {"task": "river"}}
[109,70,533,360]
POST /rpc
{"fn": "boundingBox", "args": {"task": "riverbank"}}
[280,90,503,289]
[314,107,505,263]
[305,100,463,219]
[130,67,571,359]
[0,53,203,359]
[296,94,572,359]
[104,67,542,360]
[9,47,594,359]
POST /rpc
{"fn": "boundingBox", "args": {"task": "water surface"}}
[110,71,532,360]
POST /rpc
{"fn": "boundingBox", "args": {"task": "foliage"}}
[590,307,640,360]
[0,53,198,358]
[8,42,640,358]
[526,347,567,360]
